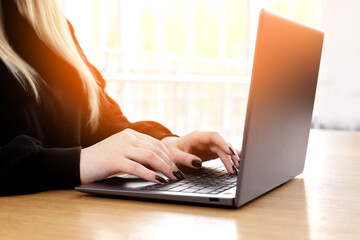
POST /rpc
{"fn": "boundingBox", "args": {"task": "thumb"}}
[172,148,203,168]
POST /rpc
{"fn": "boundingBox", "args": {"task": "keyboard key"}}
[168,186,189,192]
[154,184,177,191]
[195,189,213,194]
[182,187,202,193]
[140,162,238,193]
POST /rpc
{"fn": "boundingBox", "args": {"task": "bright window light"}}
[60,0,322,137]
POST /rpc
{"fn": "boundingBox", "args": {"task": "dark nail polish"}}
[229,146,236,155]
[177,170,186,179]
[173,171,182,180]
[155,175,167,183]
[191,159,202,168]
[232,165,238,176]
[229,146,241,160]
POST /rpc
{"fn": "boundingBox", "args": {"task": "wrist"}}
[161,136,180,147]
[79,148,90,184]
[161,136,179,146]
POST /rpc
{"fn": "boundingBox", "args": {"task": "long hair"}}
[0,0,101,131]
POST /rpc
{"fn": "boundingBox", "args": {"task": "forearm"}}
[0,135,81,195]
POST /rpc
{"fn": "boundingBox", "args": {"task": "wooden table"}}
[1,130,360,240]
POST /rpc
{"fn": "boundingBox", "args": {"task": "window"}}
[61,0,322,137]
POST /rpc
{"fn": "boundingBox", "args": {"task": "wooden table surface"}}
[1,129,360,240]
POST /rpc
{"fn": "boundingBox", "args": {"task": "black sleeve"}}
[67,21,178,145]
[0,135,81,195]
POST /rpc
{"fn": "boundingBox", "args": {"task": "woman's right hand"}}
[79,129,184,184]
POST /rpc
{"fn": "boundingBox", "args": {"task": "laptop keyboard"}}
[140,164,237,195]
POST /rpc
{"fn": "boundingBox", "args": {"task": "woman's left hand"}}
[161,131,241,175]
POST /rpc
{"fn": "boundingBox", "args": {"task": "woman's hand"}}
[161,131,241,175]
[80,129,185,184]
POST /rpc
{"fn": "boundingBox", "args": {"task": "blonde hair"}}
[0,0,101,131]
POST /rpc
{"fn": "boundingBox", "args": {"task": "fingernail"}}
[232,165,238,176]
[173,171,183,180]
[177,170,186,179]
[155,175,167,183]
[229,146,236,155]
[191,159,202,168]
[229,146,240,160]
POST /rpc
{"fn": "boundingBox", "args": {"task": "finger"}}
[171,148,203,169]
[129,133,186,180]
[132,138,176,169]
[127,147,178,181]
[237,149,242,166]
[208,132,235,156]
[119,159,166,183]
[237,149,242,158]
[127,131,178,171]
[231,154,240,168]
[211,146,237,175]
[127,129,173,157]
[205,133,241,165]
[228,143,241,168]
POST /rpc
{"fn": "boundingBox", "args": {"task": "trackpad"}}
[115,174,156,189]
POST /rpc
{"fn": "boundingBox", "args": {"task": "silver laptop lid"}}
[235,9,324,207]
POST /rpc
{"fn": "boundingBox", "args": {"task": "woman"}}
[0,0,240,195]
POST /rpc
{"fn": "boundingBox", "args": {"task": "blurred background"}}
[60,0,360,138]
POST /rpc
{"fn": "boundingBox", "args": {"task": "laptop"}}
[75,9,324,207]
